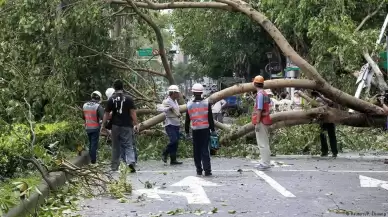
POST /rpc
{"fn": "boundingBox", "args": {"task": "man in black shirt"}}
[102,79,138,172]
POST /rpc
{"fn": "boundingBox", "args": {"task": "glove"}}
[134,125,140,133]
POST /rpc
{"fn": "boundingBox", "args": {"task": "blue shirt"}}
[256,92,264,110]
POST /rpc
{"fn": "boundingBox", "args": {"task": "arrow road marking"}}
[133,176,221,204]
[134,188,163,201]
[171,176,221,204]
[252,169,296,198]
[359,175,388,190]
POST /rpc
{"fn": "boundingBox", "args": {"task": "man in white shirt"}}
[278,92,293,112]
[157,85,183,165]
[210,91,227,123]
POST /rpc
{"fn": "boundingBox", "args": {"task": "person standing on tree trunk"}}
[311,91,338,158]
[157,85,183,165]
[82,91,105,164]
[185,83,216,176]
[101,79,138,173]
[252,76,273,171]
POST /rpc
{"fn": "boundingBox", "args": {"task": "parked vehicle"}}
[217,77,246,116]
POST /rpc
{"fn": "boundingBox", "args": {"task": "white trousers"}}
[255,122,271,166]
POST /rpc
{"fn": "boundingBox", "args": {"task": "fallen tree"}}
[107,0,388,143]
[220,107,385,144]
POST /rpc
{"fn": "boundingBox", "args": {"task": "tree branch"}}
[109,0,234,11]
[363,51,387,92]
[112,63,166,76]
[355,0,385,32]
[121,0,385,115]
[125,0,176,86]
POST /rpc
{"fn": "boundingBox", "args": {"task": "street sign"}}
[137,48,153,57]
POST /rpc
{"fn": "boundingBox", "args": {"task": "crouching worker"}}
[185,83,216,176]
[83,91,105,164]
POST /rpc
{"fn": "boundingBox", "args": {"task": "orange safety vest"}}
[251,90,272,125]
[83,101,100,130]
[187,99,209,130]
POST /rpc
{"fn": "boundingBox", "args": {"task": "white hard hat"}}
[264,89,273,95]
[192,83,204,93]
[105,88,115,99]
[91,91,102,103]
[168,85,180,93]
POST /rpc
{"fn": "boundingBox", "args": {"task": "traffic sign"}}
[137,48,153,57]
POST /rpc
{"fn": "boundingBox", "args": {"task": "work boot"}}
[170,155,183,165]
[162,152,168,163]
[128,164,136,173]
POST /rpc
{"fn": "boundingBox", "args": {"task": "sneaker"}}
[197,171,202,176]
[254,164,271,171]
[320,153,329,157]
[128,164,136,173]
[332,154,337,158]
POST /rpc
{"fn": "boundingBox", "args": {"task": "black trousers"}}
[320,123,338,155]
[192,128,211,173]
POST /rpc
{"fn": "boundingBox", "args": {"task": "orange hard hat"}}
[253,75,264,84]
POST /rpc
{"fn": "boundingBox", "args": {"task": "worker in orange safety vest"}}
[83,90,105,164]
[251,76,273,170]
[185,83,216,176]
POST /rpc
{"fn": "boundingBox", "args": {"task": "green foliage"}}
[0,174,41,215]
[261,0,386,93]
[136,133,193,161]
[170,9,272,80]
[108,164,133,199]
[0,121,85,178]
[0,0,128,123]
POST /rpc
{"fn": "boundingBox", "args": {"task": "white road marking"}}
[359,175,388,190]
[276,169,388,173]
[133,176,221,204]
[133,188,163,201]
[252,169,296,198]
[137,169,388,173]
[171,176,221,204]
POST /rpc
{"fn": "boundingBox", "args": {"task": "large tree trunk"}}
[137,79,317,131]
[220,107,385,144]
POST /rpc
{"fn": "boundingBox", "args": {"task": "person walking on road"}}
[157,85,183,165]
[102,79,138,173]
[185,83,216,176]
[82,90,105,164]
[252,76,273,170]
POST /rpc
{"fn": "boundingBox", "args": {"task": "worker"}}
[157,85,183,165]
[82,91,105,164]
[102,79,138,173]
[185,83,216,176]
[252,76,273,170]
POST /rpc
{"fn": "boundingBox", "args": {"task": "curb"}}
[272,154,388,162]
[4,151,90,217]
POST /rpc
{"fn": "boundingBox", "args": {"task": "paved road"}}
[78,158,388,217]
